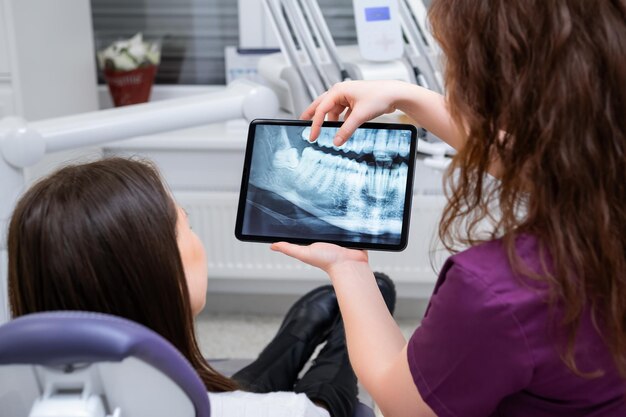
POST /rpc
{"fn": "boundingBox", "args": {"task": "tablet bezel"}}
[234,119,418,251]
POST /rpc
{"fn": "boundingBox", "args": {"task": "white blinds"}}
[91,0,357,85]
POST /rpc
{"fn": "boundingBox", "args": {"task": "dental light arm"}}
[0,80,279,323]
[399,0,443,93]
[399,0,433,89]
[300,0,351,81]
[0,81,278,167]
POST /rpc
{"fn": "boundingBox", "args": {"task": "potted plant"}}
[97,33,161,107]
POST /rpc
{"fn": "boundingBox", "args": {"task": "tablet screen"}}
[235,120,417,251]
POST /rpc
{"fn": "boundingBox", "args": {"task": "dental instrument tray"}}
[235,119,418,251]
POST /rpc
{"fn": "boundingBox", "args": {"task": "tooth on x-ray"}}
[368,159,392,199]
[373,130,389,156]
[248,125,411,239]
[302,126,346,151]
[273,147,299,169]
[386,135,400,158]
[273,126,300,169]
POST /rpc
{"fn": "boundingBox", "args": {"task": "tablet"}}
[235,119,418,251]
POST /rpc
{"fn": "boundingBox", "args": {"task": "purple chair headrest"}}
[0,311,210,417]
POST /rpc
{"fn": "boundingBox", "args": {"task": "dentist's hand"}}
[271,241,369,274]
[301,80,405,147]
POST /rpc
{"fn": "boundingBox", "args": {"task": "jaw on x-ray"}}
[241,124,413,246]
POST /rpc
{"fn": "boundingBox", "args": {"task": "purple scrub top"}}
[407,235,626,417]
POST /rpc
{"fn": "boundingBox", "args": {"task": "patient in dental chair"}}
[6,157,396,417]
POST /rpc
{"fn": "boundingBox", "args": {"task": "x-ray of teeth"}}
[242,124,413,245]
[303,126,412,160]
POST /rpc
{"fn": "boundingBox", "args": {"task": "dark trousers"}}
[232,320,357,417]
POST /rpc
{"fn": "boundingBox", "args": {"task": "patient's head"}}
[8,157,237,391]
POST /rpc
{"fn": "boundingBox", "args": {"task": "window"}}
[91,0,357,85]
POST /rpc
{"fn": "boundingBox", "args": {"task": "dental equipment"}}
[0,311,377,417]
[299,0,352,81]
[263,0,322,102]
[353,0,404,61]
[418,139,454,170]
[399,0,443,93]
[0,312,212,417]
[282,0,334,91]
[403,44,430,89]
[258,0,448,116]
[404,0,440,54]
[0,80,280,324]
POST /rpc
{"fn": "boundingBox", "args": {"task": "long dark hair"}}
[8,157,238,392]
[429,0,626,376]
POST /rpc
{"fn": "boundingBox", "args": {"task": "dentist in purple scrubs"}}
[272,0,626,416]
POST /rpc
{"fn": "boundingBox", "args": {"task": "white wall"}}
[3,0,98,120]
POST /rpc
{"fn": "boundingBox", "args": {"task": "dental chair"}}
[0,312,376,417]
[0,311,211,417]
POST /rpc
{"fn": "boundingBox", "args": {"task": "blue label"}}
[364,6,391,22]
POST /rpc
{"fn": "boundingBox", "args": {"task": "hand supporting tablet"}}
[235,119,417,251]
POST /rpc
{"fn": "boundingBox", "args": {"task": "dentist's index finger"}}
[310,96,345,142]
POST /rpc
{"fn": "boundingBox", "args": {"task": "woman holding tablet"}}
[271,0,626,416]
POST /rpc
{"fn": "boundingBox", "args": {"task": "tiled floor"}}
[196,311,420,359]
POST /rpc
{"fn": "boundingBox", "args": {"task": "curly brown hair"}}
[430,0,626,376]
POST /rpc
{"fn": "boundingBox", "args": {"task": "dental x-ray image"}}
[236,120,417,250]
